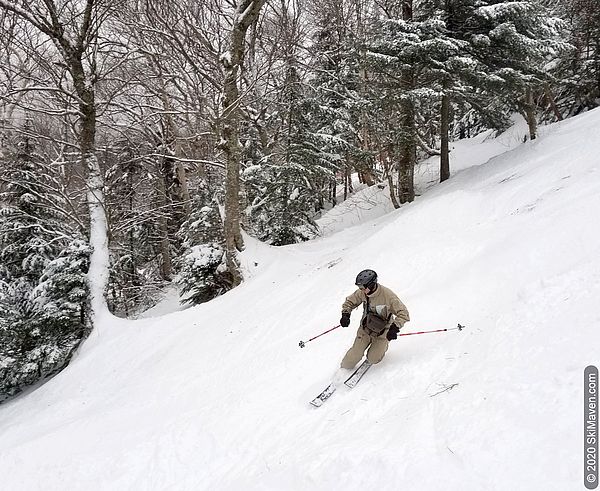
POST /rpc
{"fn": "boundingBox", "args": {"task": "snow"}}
[219,51,232,67]
[134,284,182,319]
[85,155,111,321]
[316,182,394,236]
[316,114,528,237]
[186,243,223,268]
[477,2,531,21]
[1,109,600,490]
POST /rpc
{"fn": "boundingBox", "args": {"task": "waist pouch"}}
[362,312,388,335]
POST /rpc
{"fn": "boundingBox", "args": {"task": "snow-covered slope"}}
[316,114,528,236]
[1,110,599,491]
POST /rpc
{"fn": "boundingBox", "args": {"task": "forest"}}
[0,0,598,400]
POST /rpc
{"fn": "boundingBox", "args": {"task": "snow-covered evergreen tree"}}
[308,13,361,179]
[543,0,599,117]
[32,240,90,332]
[175,181,232,305]
[245,61,339,245]
[0,132,89,401]
[367,13,463,198]
[365,0,565,188]
[455,0,567,138]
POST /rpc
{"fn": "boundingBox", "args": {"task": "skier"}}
[339,269,410,369]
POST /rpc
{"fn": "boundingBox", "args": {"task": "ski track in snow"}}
[1,110,600,490]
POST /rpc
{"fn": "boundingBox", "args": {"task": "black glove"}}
[386,324,400,341]
[340,312,351,327]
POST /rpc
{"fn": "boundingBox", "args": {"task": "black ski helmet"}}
[355,269,378,290]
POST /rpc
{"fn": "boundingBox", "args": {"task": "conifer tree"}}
[244,61,339,245]
[457,0,566,139]
[176,180,232,305]
[367,9,462,198]
[368,0,565,189]
[0,132,89,401]
[544,0,599,116]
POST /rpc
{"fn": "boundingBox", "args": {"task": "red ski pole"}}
[299,324,341,348]
[398,323,466,337]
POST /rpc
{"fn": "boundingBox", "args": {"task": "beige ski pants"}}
[341,327,389,369]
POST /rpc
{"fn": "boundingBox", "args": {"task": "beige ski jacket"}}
[341,284,410,331]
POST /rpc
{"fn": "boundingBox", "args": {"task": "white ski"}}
[309,383,336,407]
[344,360,372,389]
[310,360,373,407]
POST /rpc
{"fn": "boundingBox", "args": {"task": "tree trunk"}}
[384,146,400,209]
[397,96,416,204]
[221,84,244,285]
[344,156,352,200]
[524,86,537,141]
[397,0,416,204]
[544,83,563,122]
[152,59,192,220]
[344,169,348,201]
[161,85,192,217]
[387,169,400,209]
[175,149,192,216]
[331,181,337,207]
[348,167,354,194]
[354,2,377,188]
[401,0,413,20]
[221,75,244,285]
[440,88,451,183]
[221,0,267,287]
[70,57,110,317]
[155,158,173,280]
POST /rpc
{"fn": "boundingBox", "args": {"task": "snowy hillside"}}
[1,109,600,491]
[316,114,529,236]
